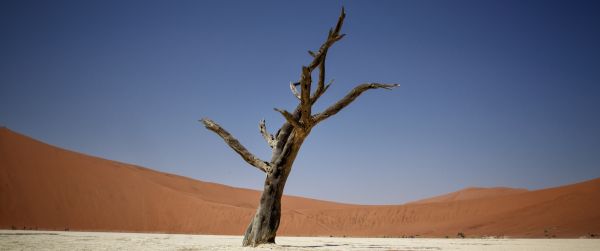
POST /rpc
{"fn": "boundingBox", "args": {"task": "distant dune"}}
[1,127,599,237]
[407,187,529,205]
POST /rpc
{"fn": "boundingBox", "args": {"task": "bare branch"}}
[333,7,346,35]
[306,8,346,72]
[289,82,301,100]
[259,119,276,149]
[312,79,334,105]
[310,50,330,104]
[310,53,327,103]
[274,108,303,129]
[299,66,312,125]
[324,79,333,91]
[200,118,270,173]
[304,7,345,106]
[334,33,346,42]
[312,83,399,124]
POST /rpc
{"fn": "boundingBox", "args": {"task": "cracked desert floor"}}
[1,230,599,251]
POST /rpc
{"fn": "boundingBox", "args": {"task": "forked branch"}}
[313,83,399,124]
[305,7,345,105]
[307,7,346,71]
[200,118,271,172]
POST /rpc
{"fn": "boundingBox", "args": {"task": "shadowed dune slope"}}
[1,127,599,237]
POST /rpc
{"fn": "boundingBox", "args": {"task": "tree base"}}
[242,216,278,247]
[242,235,276,247]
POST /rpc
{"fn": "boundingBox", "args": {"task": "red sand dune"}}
[407,187,528,205]
[1,127,599,237]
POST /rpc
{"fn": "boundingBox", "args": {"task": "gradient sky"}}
[1,0,599,204]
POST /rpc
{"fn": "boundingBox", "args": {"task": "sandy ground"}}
[1,230,599,251]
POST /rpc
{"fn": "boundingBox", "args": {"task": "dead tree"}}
[200,8,399,247]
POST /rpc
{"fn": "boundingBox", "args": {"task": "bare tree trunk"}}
[200,8,399,247]
[243,135,304,246]
[242,165,289,246]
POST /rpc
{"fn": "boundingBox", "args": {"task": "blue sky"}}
[1,0,599,204]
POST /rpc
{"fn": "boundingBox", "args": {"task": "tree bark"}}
[241,166,288,246]
[242,135,305,247]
